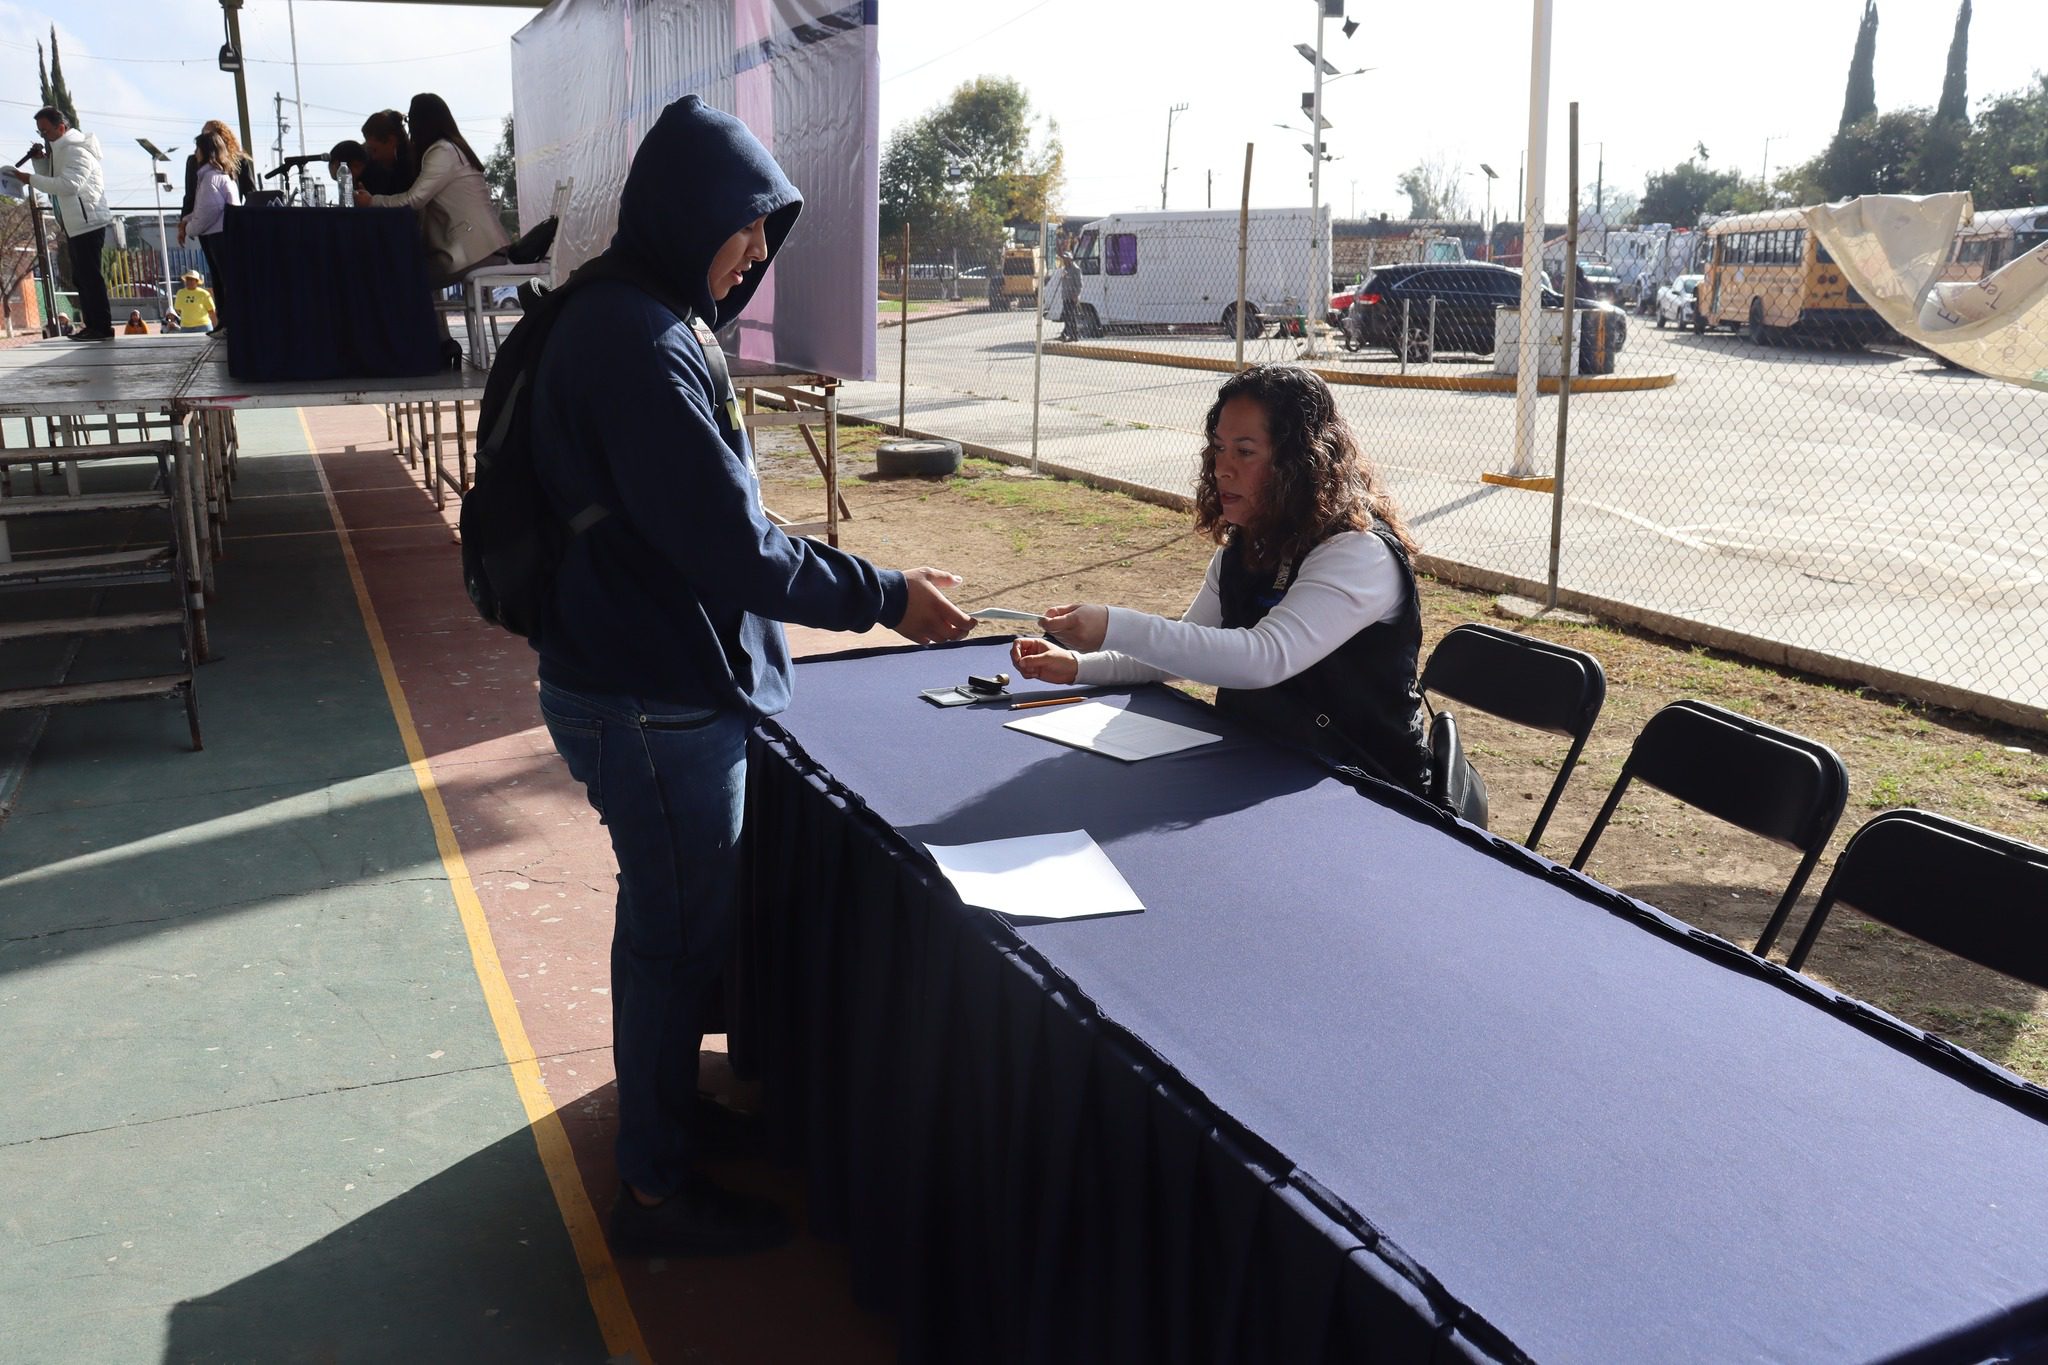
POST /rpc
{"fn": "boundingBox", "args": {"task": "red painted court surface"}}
[305,404,896,1362]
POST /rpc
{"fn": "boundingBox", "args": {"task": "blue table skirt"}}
[735,638,2048,1364]
[219,206,441,382]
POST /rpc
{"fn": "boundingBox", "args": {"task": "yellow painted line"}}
[300,410,650,1365]
[1040,341,1677,393]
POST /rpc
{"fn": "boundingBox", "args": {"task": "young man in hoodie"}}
[530,95,975,1258]
[23,107,114,341]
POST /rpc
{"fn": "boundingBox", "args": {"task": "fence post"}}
[897,223,910,436]
[1427,296,1439,363]
[1399,298,1411,376]
[1235,143,1253,369]
[1031,218,1049,476]
[1548,102,1580,611]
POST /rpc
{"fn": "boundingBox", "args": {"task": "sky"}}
[6,0,2045,222]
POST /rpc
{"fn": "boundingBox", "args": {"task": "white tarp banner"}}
[1806,193,2048,390]
[510,0,879,379]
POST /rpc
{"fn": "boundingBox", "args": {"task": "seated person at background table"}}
[160,313,181,333]
[356,94,511,287]
[177,119,256,232]
[123,309,149,336]
[326,138,369,194]
[172,269,217,333]
[357,109,416,197]
[181,132,242,335]
[1011,363,1434,797]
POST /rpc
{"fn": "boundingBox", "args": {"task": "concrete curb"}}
[1041,341,1677,394]
[876,303,998,330]
[832,411,2043,736]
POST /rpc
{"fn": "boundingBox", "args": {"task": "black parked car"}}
[1341,262,1628,359]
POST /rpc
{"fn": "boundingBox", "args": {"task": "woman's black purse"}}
[1426,709,1490,829]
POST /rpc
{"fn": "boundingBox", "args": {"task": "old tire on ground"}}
[875,437,963,478]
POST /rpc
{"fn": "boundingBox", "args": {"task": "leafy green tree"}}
[1961,76,2048,208]
[483,114,520,234]
[1935,0,1971,126]
[1394,156,1470,221]
[46,28,78,128]
[880,77,1063,262]
[1839,1,1879,134]
[1638,158,1745,227]
[1823,108,1932,197]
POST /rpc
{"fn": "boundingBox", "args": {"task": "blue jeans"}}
[538,680,749,1197]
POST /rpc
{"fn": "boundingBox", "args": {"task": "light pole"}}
[137,138,175,318]
[1760,133,1785,202]
[1160,102,1188,210]
[1479,162,1499,260]
[1294,2,1350,358]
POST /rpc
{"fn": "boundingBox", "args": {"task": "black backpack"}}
[460,255,721,639]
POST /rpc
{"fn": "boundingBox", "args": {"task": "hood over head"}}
[611,95,802,328]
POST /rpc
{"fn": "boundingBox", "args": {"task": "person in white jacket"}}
[355,93,510,286]
[22,106,114,340]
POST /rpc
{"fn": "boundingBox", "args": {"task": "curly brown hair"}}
[1192,364,1417,571]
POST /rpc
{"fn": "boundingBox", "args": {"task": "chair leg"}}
[1571,771,1633,873]
[1528,735,1592,852]
[1752,844,1830,958]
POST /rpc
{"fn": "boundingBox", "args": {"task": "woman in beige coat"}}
[357,93,511,286]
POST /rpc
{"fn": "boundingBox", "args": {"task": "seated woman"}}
[357,111,416,196]
[1012,363,1434,795]
[355,94,510,287]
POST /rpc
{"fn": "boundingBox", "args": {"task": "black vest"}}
[1213,525,1432,795]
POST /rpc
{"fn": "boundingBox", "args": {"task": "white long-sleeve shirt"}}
[1074,531,1404,688]
[183,164,239,238]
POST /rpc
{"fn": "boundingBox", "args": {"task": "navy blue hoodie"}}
[531,96,907,715]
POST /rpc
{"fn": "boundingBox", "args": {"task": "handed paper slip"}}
[1004,700,1220,762]
[925,830,1143,922]
[969,607,1043,623]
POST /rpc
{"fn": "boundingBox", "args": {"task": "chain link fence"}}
[862,197,2048,726]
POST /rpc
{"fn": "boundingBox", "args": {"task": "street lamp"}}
[137,137,174,316]
[1760,133,1786,203]
[1479,162,1499,260]
[1160,102,1189,211]
[1294,0,1351,358]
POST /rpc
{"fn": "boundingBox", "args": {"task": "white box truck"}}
[1054,207,1331,339]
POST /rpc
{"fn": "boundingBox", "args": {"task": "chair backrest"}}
[1572,700,1849,955]
[542,177,574,283]
[1420,623,1606,849]
[1785,809,2048,987]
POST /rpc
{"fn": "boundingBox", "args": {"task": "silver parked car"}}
[1656,274,1703,330]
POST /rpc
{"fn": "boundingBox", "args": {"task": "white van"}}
[1055,207,1330,338]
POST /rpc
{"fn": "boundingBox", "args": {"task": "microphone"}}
[265,154,326,179]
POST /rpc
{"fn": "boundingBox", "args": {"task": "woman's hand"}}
[1011,637,1079,684]
[1038,603,1108,653]
[175,222,187,246]
[353,189,373,207]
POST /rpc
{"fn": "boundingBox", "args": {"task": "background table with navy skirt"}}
[218,206,441,382]
[733,638,2048,1364]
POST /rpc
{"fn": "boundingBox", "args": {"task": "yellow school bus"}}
[1696,207,1879,346]
[1938,205,2048,284]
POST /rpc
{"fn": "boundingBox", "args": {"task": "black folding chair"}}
[1785,809,2048,987]
[1419,623,1606,850]
[1571,700,1848,956]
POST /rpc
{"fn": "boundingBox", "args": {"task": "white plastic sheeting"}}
[1807,193,2048,390]
[510,0,878,379]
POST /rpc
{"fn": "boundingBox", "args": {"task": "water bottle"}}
[338,165,353,207]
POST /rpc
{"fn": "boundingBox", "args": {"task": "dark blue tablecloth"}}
[737,638,2048,1365]
[218,206,441,382]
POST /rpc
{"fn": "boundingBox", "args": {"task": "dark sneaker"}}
[607,1174,793,1258]
[68,329,116,342]
[691,1094,766,1162]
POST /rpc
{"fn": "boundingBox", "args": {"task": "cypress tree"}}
[36,40,51,111]
[1935,0,1971,126]
[1840,1,1879,133]
[49,28,79,128]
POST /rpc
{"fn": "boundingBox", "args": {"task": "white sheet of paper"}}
[1004,699,1221,762]
[924,830,1143,922]
[0,166,26,200]
[969,607,1042,622]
